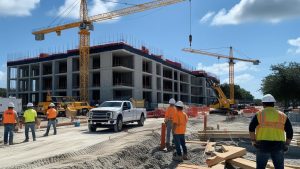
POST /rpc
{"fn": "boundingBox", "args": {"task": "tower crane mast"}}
[183,47,260,104]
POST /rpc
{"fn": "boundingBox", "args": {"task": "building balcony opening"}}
[174,82,178,92]
[163,93,172,103]
[157,77,161,90]
[163,67,172,79]
[19,79,29,92]
[31,79,39,91]
[157,92,162,103]
[143,75,152,89]
[9,67,17,79]
[174,71,178,80]
[113,72,133,87]
[191,77,202,86]
[181,95,189,103]
[92,56,100,69]
[31,65,39,76]
[92,72,100,87]
[163,80,172,92]
[58,61,67,73]
[43,63,52,75]
[143,60,152,73]
[180,83,189,93]
[91,90,100,103]
[9,80,16,92]
[113,89,132,100]
[72,74,79,89]
[156,64,161,75]
[42,77,52,90]
[112,53,133,69]
[19,66,29,78]
[191,86,203,96]
[72,58,79,72]
[57,76,67,89]
[180,73,189,83]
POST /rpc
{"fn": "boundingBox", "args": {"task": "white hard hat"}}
[8,102,15,108]
[175,101,184,108]
[262,94,276,103]
[169,98,176,105]
[27,103,34,107]
[49,103,55,107]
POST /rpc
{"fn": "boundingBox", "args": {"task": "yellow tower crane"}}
[32,0,187,101]
[183,47,260,105]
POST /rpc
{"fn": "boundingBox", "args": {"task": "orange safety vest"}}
[165,106,176,121]
[3,109,17,124]
[256,107,286,141]
[47,108,57,119]
[173,110,188,134]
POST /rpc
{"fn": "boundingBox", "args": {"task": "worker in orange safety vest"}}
[164,98,176,150]
[2,102,19,145]
[43,103,57,136]
[172,101,188,162]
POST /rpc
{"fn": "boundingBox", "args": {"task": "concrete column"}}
[100,52,113,102]
[39,63,43,102]
[52,61,55,94]
[16,66,20,94]
[133,54,143,100]
[28,65,32,102]
[6,67,10,97]
[67,57,73,97]
[203,78,208,105]
[187,75,191,104]
[151,61,157,103]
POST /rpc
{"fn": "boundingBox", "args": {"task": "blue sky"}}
[0,0,300,99]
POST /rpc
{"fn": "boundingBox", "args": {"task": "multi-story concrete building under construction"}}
[7,42,218,108]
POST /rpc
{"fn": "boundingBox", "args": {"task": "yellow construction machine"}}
[36,95,93,117]
[207,79,238,115]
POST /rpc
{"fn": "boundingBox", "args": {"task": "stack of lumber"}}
[177,141,300,169]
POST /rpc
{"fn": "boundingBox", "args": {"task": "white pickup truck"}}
[87,101,147,132]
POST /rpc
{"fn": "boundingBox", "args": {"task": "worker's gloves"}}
[284,144,289,153]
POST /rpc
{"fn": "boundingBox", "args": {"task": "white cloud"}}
[224,73,255,84]
[287,37,300,54]
[0,0,40,17]
[201,0,300,25]
[57,0,118,20]
[200,12,215,24]
[197,61,259,76]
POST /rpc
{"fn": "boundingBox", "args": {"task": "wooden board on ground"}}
[199,130,249,133]
[186,141,214,145]
[206,145,246,167]
[176,164,209,169]
[211,163,225,169]
[199,133,250,139]
[267,162,295,169]
[228,158,258,169]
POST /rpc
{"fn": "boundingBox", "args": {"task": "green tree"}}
[0,88,6,97]
[261,62,300,107]
[220,83,254,101]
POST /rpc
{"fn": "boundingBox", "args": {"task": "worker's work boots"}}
[173,155,183,162]
[183,154,189,160]
[166,143,173,151]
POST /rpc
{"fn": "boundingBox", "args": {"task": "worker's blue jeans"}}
[174,134,187,156]
[165,121,173,144]
[256,149,284,169]
[25,123,36,141]
[4,124,14,145]
[45,120,57,135]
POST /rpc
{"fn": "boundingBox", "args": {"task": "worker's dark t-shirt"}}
[249,114,293,152]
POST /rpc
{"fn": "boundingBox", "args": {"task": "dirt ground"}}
[0,114,300,169]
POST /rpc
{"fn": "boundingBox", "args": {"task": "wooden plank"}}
[207,146,246,167]
[267,162,294,169]
[211,163,225,169]
[285,164,300,169]
[176,164,209,169]
[186,141,213,145]
[199,130,249,133]
[228,158,257,169]
[199,133,250,139]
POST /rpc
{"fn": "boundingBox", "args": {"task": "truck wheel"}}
[114,117,123,132]
[88,124,97,132]
[138,114,145,126]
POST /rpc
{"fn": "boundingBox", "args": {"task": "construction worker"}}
[172,101,188,162]
[249,94,293,169]
[2,102,19,145]
[23,103,38,142]
[43,103,57,136]
[164,98,176,150]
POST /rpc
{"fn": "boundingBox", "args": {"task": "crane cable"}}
[189,0,192,47]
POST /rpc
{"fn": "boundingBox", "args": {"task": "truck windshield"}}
[100,102,122,107]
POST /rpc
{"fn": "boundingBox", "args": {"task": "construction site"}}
[1,0,300,169]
